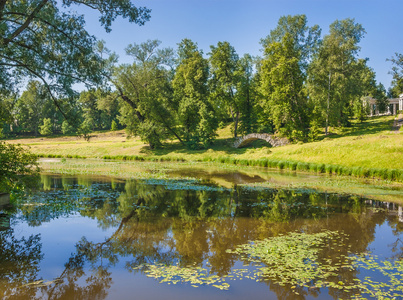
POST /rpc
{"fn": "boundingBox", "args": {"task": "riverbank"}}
[5,115,403,182]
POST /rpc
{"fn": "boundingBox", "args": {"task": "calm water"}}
[1,173,403,299]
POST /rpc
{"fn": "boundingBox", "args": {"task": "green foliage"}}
[15,81,51,136]
[173,39,218,149]
[0,0,150,97]
[260,33,309,140]
[261,14,321,71]
[308,119,322,141]
[308,19,367,133]
[388,53,403,95]
[61,120,75,135]
[114,40,176,149]
[209,41,241,137]
[0,142,39,192]
[353,96,370,122]
[111,120,118,131]
[78,118,93,141]
[39,118,53,136]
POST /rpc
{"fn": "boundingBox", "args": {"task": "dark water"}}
[1,174,403,299]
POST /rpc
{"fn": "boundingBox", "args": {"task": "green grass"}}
[5,115,403,182]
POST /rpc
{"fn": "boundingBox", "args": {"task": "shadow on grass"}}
[311,116,396,142]
[141,137,253,157]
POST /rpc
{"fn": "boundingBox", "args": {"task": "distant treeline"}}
[2,15,401,149]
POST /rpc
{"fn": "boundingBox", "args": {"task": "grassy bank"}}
[39,158,403,203]
[5,115,403,181]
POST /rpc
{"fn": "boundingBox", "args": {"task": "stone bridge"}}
[233,133,289,148]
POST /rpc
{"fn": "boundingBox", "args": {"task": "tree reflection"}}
[3,174,403,299]
[0,228,43,299]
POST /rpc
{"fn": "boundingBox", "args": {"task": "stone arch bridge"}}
[233,133,289,148]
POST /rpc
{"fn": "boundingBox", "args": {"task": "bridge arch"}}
[233,133,289,148]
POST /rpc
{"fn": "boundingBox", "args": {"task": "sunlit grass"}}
[6,115,403,181]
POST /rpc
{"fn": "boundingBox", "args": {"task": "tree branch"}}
[3,0,49,46]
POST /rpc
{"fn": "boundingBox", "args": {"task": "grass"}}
[4,115,403,182]
[39,158,403,203]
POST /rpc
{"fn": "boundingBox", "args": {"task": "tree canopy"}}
[0,0,150,191]
[0,12,394,152]
[0,0,150,103]
[389,53,403,96]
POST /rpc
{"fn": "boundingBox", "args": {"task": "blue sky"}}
[79,0,403,89]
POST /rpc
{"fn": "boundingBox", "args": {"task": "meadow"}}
[6,115,403,182]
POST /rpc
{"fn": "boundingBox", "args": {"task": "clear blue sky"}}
[79,0,403,90]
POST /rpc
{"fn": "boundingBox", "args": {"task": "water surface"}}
[1,173,402,299]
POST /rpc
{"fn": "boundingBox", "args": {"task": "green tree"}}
[0,142,39,192]
[0,1,150,102]
[308,19,366,134]
[388,53,403,96]
[39,118,53,136]
[173,39,217,148]
[111,120,118,131]
[209,42,258,137]
[258,15,320,141]
[0,93,18,138]
[259,33,309,140]
[236,54,259,135]
[352,59,387,118]
[78,117,93,141]
[15,81,50,136]
[209,41,241,137]
[261,14,321,72]
[0,0,150,184]
[113,40,178,149]
[61,120,74,135]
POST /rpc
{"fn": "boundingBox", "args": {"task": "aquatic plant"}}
[136,230,403,297]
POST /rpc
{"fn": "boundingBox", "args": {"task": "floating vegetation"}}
[136,231,403,298]
[227,230,346,288]
[349,254,403,299]
[144,178,229,192]
[134,264,230,290]
[228,230,403,298]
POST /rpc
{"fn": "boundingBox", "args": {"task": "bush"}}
[62,120,75,135]
[39,118,53,136]
[0,142,39,192]
[111,120,118,131]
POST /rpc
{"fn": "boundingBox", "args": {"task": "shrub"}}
[62,120,75,135]
[111,120,118,131]
[39,118,53,136]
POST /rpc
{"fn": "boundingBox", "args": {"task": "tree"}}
[308,19,366,134]
[39,118,53,136]
[236,54,259,135]
[209,41,241,137]
[113,40,178,149]
[61,120,74,134]
[259,33,309,140]
[261,14,321,72]
[111,120,118,131]
[257,15,321,141]
[0,0,150,189]
[173,39,217,148]
[0,1,150,104]
[15,81,49,136]
[0,142,39,192]
[388,53,403,96]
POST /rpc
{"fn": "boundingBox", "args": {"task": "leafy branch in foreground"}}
[0,142,39,192]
